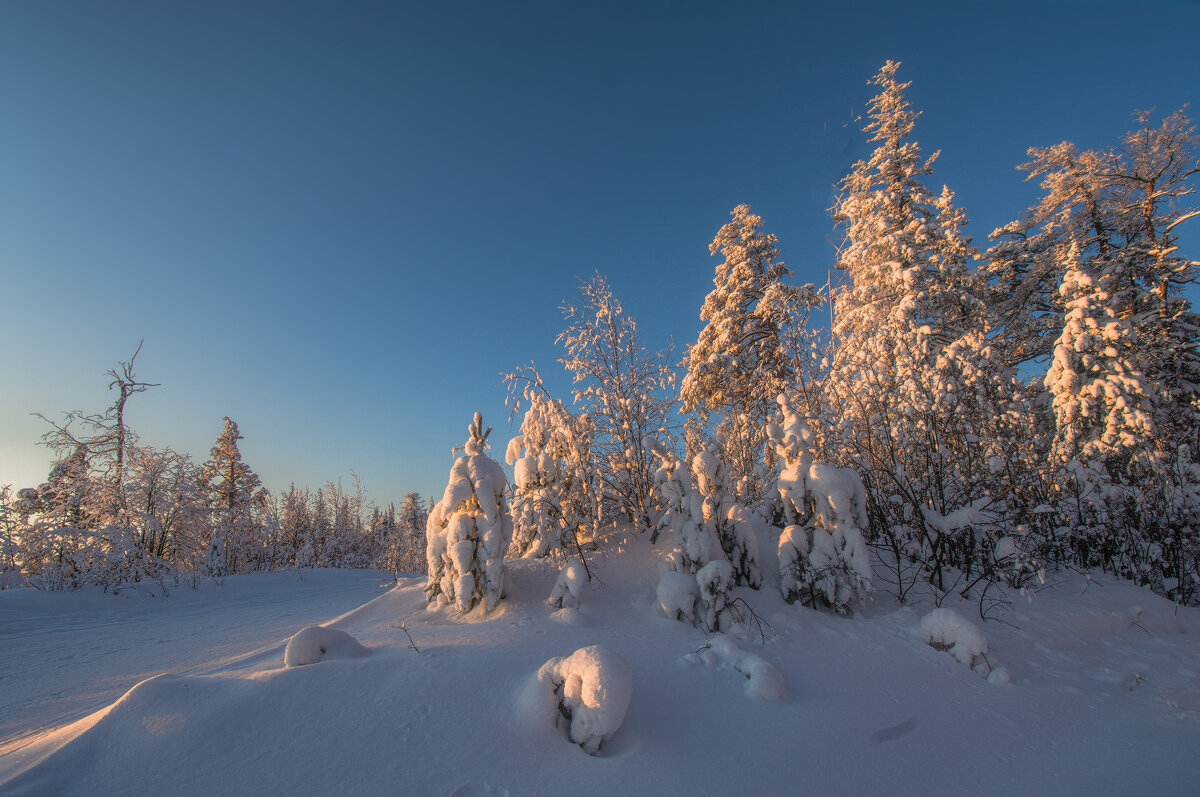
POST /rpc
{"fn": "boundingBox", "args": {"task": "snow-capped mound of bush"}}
[696,559,735,632]
[547,557,588,610]
[283,625,369,668]
[536,645,632,755]
[657,570,699,624]
[920,608,987,668]
[691,634,787,701]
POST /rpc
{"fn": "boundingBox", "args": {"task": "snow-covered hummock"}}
[547,557,588,610]
[506,392,590,558]
[424,413,513,614]
[920,608,988,669]
[691,444,762,589]
[283,626,369,668]
[536,645,632,755]
[767,395,872,614]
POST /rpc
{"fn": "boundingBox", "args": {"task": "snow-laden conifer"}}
[425,413,513,614]
[682,205,818,503]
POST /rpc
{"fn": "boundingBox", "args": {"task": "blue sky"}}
[2,0,1198,504]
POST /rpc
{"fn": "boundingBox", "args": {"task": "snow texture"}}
[536,645,632,755]
[283,625,369,668]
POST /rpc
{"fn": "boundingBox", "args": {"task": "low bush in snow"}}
[537,645,632,755]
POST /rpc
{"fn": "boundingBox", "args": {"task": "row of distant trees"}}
[479,61,1199,608]
[0,349,427,591]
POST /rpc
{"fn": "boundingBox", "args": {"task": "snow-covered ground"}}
[2,535,1198,795]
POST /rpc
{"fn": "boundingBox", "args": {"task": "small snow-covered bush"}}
[694,634,786,701]
[768,396,872,615]
[657,570,699,624]
[920,608,987,669]
[425,413,513,614]
[537,645,632,755]
[696,559,735,632]
[692,444,762,589]
[547,557,588,609]
[283,625,369,667]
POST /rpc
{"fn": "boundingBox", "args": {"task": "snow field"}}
[2,532,1199,795]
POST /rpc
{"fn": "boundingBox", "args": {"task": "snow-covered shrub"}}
[424,413,513,614]
[646,438,722,573]
[693,634,786,701]
[656,570,699,624]
[768,396,872,614]
[920,608,987,669]
[696,559,736,632]
[284,625,369,667]
[547,557,588,610]
[692,444,762,589]
[506,390,595,558]
[537,645,632,755]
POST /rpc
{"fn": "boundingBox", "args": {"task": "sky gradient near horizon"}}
[2,0,1198,504]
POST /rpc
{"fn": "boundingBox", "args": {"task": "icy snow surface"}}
[2,538,1199,794]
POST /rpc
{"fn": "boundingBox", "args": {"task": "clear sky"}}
[2,0,1198,505]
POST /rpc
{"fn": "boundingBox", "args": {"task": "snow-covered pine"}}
[424,413,513,614]
[200,418,266,575]
[681,204,818,504]
[691,443,761,588]
[767,395,872,614]
[536,645,632,755]
[506,387,594,558]
[547,557,588,610]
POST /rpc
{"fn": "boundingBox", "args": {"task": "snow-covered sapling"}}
[692,443,762,589]
[424,413,513,614]
[537,645,632,755]
[768,395,872,615]
[656,570,699,624]
[696,558,736,632]
[547,557,588,609]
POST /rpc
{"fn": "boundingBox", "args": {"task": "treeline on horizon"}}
[2,61,1198,609]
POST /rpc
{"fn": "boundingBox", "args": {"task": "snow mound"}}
[920,608,987,668]
[536,645,632,755]
[693,635,787,701]
[283,626,369,668]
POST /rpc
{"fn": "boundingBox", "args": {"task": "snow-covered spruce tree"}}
[824,60,1029,597]
[691,442,761,588]
[424,413,513,614]
[682,205,819,505]
[557,274,679,529]
[767,395,871,614]
[382,492,427,574]
[506,383,596,559]
[200,417,266,574]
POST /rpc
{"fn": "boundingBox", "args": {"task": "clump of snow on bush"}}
[536,645,632,755]
[547,557,588,610]
[657,570,699,624]
[692,634,786,701]
[283,625,369,668]
[920,608,988,668]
